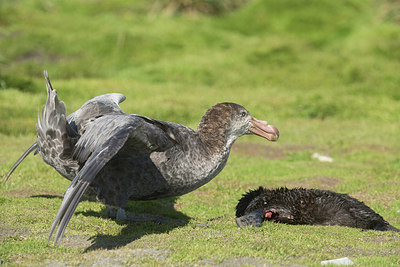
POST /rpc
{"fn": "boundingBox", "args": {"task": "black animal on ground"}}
[3,71,279,245]
[236,187,400,232]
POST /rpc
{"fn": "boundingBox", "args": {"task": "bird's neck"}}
[197,123,231,156]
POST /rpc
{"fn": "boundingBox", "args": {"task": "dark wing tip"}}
[43,70,53,93]
[49,181,90,246]
[49,129,132,245]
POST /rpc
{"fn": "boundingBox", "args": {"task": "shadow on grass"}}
[31,187,102,202]
[30,194,190,251]
[83,220,188,252]
[31,194,97,202]
[77,197,190,251]
[31,194,63,199]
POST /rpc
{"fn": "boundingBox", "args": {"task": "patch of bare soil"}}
[193,190,213,196]
[234,142,395,161]
[0,225,30,241]
[342,246,400,257]
[338,144,394,156]
[201,256,271,266]
[201,256,303,266]
[44,248,170,266]
[232,142,314,160]
[360,235,400,244]
[62,235,93,249]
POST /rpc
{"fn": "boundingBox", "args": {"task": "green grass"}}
[1,0,400,265]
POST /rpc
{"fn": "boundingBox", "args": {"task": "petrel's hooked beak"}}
[248,117,279,141]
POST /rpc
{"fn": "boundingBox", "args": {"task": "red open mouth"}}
[264,209,294,222]
[264,209,279,220]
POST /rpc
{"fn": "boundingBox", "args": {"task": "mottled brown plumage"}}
[197,103,237,153]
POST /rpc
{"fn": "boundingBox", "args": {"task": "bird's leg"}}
[105,206,128,221]
[116,208,128,221]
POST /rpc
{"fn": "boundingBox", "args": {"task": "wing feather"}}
[36,71,80,179]
[4,72,128,183]
[49,125,132,245]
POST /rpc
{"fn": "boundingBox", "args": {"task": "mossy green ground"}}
[1,0,399,265]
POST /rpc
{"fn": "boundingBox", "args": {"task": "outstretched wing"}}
[67,93,126,135]
[3,72,128,182]
[49,115,177,245]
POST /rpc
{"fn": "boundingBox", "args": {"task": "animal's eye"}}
[240,111,246,117]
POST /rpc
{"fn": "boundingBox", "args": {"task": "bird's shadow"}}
[31,194,190,251]
[77,197,190,252]
[31,194,63,199]
[31,194,98,203]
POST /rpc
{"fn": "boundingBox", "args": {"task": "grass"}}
[1,0,400,265]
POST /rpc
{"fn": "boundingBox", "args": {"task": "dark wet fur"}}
[236,187,400,232]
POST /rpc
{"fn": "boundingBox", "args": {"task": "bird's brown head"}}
[197,103,279,151]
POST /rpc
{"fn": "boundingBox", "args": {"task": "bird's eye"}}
[240,112,246,117]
